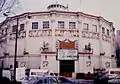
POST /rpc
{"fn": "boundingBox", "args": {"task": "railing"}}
[55,29,79,37]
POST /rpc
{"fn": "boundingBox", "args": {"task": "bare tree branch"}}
[0,0,20,56]
[0,0,5,11]
[0,0,19,14]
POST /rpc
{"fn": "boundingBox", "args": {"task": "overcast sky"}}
[2,0,120,30]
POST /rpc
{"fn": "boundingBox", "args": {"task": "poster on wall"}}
[57,49,78,60]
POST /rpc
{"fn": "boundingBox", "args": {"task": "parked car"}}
[20,76,37,84]
[34,76,75,84]
[29,69,56,77]
[108,75,120,84]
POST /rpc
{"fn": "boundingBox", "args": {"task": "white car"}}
[29,69,56,77]
[19,76,28,84]
[108,75,120,84]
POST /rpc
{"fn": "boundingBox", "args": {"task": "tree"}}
[0,0,19,15]
[0,0,20,56]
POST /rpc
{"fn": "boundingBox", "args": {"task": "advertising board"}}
[57,49,78,60]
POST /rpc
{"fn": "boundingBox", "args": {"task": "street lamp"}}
[3,12,18,81]
[14,17,18,81]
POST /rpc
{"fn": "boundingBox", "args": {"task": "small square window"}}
[32,22,38,29]
[69,22,76,29]
[83,23,89,30]
[12,25,17,32]
[58,21,64,28]
[5,28,8,35]
[92,25,97,32]
[43,21,49,29]
[102,27,105,34]
[20,24,25,31]
[2,29,4,35]
[107,29,109,36]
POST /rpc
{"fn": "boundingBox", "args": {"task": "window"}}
[102,27,105,34]
[37,79,43,84]
[1,29,7,35]
[12,25,17,32]
[58,21,64,28]
[5,28,8,35]
[2,29,4,35]
[31,72,36,75]
[83,23,89,30]
[20,24,25,31]
[107,29,109,36]
[43,21,49,29]
[50,73,54,76]
[44,78,48,83]
[115,71,119,74]
[49,78,58,83]
[92,25,97,32]
[32,22,38,29]
[69,22,76,29]
[110,71,114,74]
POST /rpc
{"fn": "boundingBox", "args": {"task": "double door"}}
[59,60,74,77]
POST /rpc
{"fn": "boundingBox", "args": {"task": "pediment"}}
[58,39,77,49]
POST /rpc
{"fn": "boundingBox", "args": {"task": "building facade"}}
[0,4,116,75]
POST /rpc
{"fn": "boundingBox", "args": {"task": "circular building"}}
[0,4,116,76]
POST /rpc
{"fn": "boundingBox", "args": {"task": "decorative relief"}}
[9,31,26,40]
[20,61,26,67]
[55,29,79,37]
[56,40,59,49]
[105,62,110,68]
[40,42,50,52]
[57,39,77,49]
[9,33,15,40]
[102,34,111,43]
[82,31,99,39]
[86,61,91,67]
[84,42,93,53]
[19,31,26,39]
[42,60,49,67]
[29,29,52,37]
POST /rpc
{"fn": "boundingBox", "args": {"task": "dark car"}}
[0,77,12,84]
[34,76,75,84]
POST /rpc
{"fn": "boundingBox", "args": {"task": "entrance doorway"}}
[59,60,74,77]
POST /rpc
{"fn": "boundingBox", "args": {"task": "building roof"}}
[47,4,68,10]
[1,10,114,27]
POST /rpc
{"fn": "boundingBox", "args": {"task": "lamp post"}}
[3,12,18,81]
[13,17,18,81]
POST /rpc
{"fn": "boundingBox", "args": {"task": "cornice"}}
[0,10,114,28]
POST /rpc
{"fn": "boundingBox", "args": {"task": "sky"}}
[1,0,120,30]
